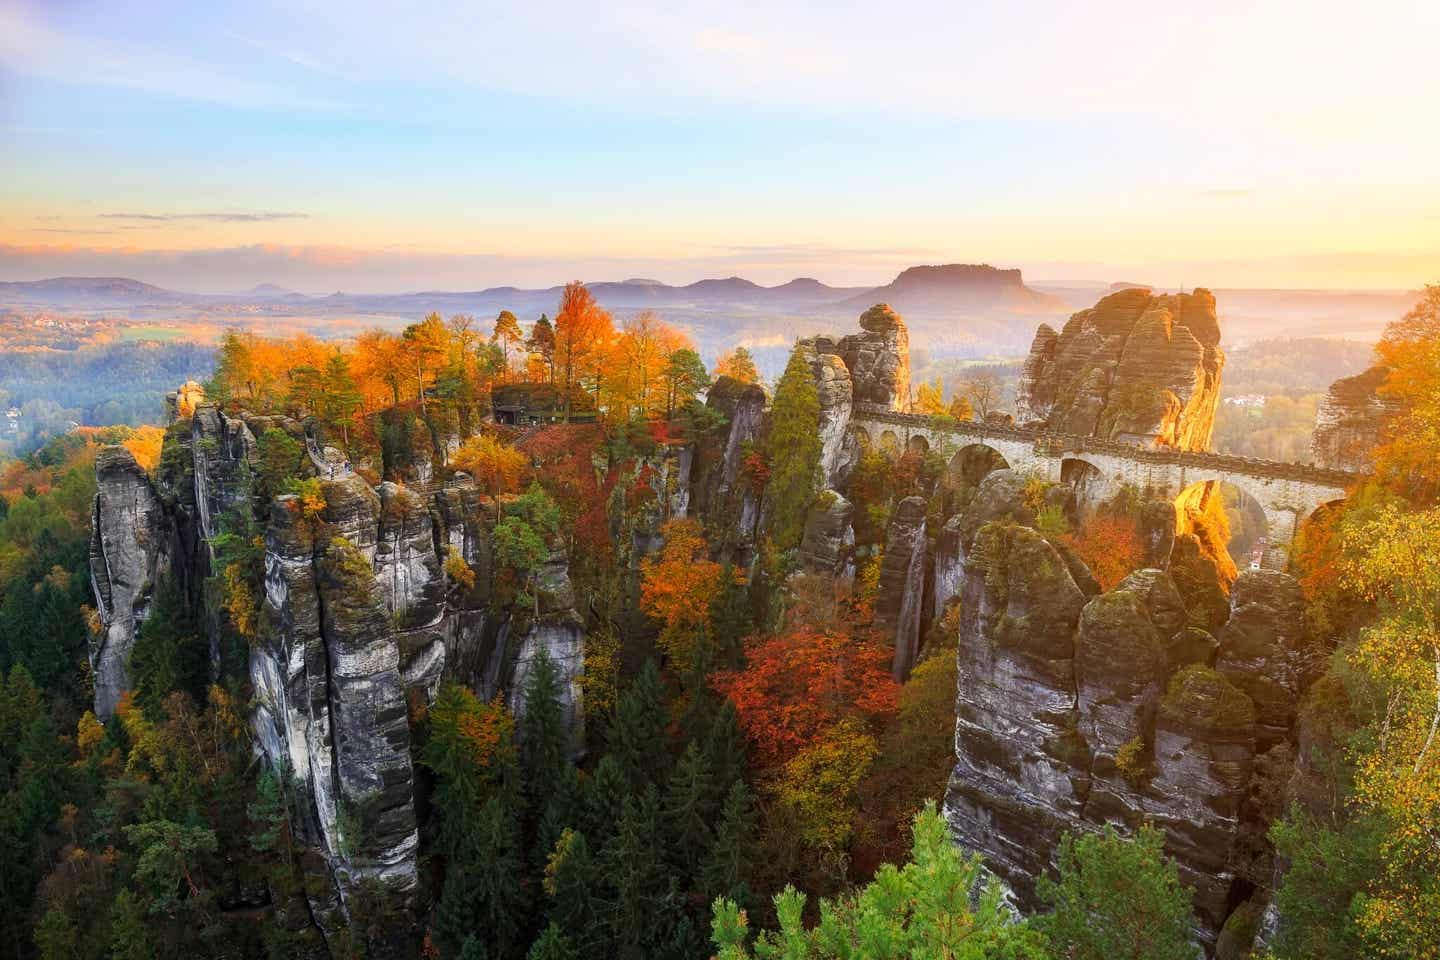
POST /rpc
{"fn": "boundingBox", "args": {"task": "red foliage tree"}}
[711,625,899,769]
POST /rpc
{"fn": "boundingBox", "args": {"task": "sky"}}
[1,0,1438,294]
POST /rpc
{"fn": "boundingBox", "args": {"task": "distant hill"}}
[840,264,1067,315]
[0,276,185,306]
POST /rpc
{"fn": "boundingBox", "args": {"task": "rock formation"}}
[1016,287,1224,450]
[88,447,168,718]
[1311,364,1396,471]
[874,496,927,680]
[944,516,1313,952]
[837,303,910,410]
[798,490,854,577]
[692,375,767,545]
[90,386,589,943]
[804,342,858,487]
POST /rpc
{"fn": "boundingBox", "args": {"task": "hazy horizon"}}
[3,1,1438,293]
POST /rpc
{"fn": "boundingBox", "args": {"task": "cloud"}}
[1196,189,1253,199]
[99,212,309,223]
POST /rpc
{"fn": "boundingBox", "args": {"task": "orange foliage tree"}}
[1063,513,1144,591]
[639,518,724,672]
[451,434,527,513]
[714,346,759,384]
[553,282,616,422]
[711,624,899,769]
[1374,284,1440,503]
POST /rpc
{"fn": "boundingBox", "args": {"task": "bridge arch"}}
[850,425,871,449]
[879,430,900,455]
[907,434,930,456]
[949,443,1010,488]
[1175,479,1273,570]
[1060,457,1110,517]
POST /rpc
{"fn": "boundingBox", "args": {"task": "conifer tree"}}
[579,755,629,851]
[543,828,603,958]
[607,659,670,792]
[109,889,153,960]
[663,742,716,873]
[703,779,758,910]
[709,566,753,669]
[704,699,748,799]
[468,793,529,959]
[603,786,673,959]
[459,934,489,960]
[528,923,579,960]
[764,346,822,550]
[519,649,571,821]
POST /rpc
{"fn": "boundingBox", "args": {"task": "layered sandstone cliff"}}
[943,496,1313,951]
[90,386,589,942]
[1311,363,1396,471]
[1016,287,1224,450]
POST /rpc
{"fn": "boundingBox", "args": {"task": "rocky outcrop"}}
[838,304,910,410]
[1311,364,1396,471]
[1169,532,1232,634]
[946,523,1090,897]
[375,482,442,622]
[692,376,767,544]
[191,404,259,541]
[1215,571,1310,751]
[944,516,1312,952]
[1016,288,1224,451]
[874,496,927,680]
[92,388,591,943]
[795,341,856,488]
[509,551,586,755]
[1138,499,1178,568]
[798,490,854,577]
[88,447,168,718]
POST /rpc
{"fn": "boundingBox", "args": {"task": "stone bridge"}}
[849,403,1361,566]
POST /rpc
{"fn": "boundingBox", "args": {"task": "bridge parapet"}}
[850,403,1363,489]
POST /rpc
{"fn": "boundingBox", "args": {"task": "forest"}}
[0,280,1436,960]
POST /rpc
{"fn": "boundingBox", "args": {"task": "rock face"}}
[88,447,168,718]
[944,518,1311,951]
[1311,364,1396,471]
[90,389,591,943]
[693,376,767,544]
[838,304,910,410]
[798,490,854,576]
[874,496,927,680]
[796,341,856,488]
[1215,571,1309,751]
[1016,288,1224,451]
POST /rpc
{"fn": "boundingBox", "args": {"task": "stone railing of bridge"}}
[850,402,1363,567]
[850,403,1362,489]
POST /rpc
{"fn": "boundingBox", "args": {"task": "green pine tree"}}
[527,922,580,960]
[459,934,489,960]
[704,700,748,799]
[607,660,670,792]
[764,345,822,550]
[33,907,76,960]
[579,755,629,852]
[543,828,603,959]
[703,779,757,910]
[604,787,673,959]
[1034,824,1194,960]
[109,889,153,960]
[708,566,753,669]
[662,742,715,874]
[520,648,571,820]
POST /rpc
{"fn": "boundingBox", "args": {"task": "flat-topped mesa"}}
[1311,363,1397,472]
[1017,287,1224,451]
